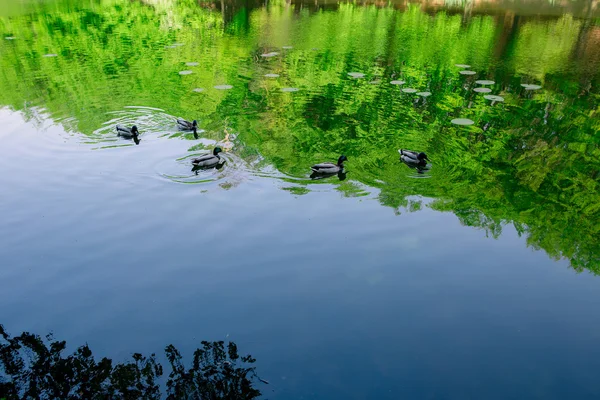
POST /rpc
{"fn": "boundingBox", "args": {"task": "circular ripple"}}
[179,70,193,75]
[390,80,406,85]
[402,88,418,93]
[348,72,365,78]
[473,87,492,93]
[281,87,299,92]
[417,92,432,97]
[475,80,495,85]
[455,64,471,68]
[186,62,199,66]
[264,73,280,78]
[521,84,542,90]
[459,70,476,75]
[214,85,233,90]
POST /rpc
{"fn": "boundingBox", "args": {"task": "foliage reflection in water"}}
[0,325,263,399]
[0,2,599,271]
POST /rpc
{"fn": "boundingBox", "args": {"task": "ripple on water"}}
[154,151,245,188]
[214,85,233,90]
[179,70,193,75]
[90,106,179,146]
[185,62,199,66]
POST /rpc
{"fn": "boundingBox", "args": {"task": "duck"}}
[310,155,347,175]
[191,147,224,169]
[116,125,140,145]
[177,118,198,139]
[399,149,428,166]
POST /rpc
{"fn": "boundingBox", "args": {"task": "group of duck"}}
[116,119,430,178]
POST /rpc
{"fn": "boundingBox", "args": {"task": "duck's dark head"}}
[213,146,223,156]
[131,125,139,136]
[192,120,198,127]
[337,155,348,166]
[417,152,428,161]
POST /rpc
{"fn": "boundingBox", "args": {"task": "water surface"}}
[1,0,599,398]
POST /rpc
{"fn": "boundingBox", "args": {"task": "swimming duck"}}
[191,147,224,169]
[399,149,428,166]
[310,155,347,175]
[177,118,198,139]
[116,125,140,145]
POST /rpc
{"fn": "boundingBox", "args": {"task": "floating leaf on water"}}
[475,80,495,85]
[473,87,492,93]
[455,64,471,68]
[281,87,299,92]
[521,84,542,90]
[402,88,418,93]
[179,70,193,75]
[417,91,432,97]
[390,80,406,85]
[43,53,57,57]
[264,73,280,78]
[484,95,505,102]
[261,52,279,57]
[459,70,477,75]
[282,46,293,49]
[451,118,475,126]
[348,72,365,78]
[192,88,204,93]
[214,85,233,90]
[186,62,199,66]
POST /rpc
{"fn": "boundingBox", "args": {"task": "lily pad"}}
[459,70,477,75]
[521,84,542,90]
[261,52,279,57]
[473,87,492,93]
[186,62,199,66]
[281,87,300,92]
[214,85,233,90]
[390,80,406,85]
[43,53,58,57]
[484,95,505,102]
[348,72,365,78]
[455,64,471,68]
[451,118,475,126]
[475,80,495,85]
[416,92,432,97]
[264,73,280,78]
[401,88,418,93]
[179,70,193,75]
[192,88,205,93]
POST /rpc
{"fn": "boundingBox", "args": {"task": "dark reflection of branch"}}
[0,324,262,399]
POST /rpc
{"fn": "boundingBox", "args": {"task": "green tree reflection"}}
[0,0,598,272]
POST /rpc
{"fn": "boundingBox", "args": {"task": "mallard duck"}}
[399,149,428,166]
[116,125,139,139]
[116,125,140,144]
[310,155,347,175]
[177,118,198,139]
[191,147,224,168]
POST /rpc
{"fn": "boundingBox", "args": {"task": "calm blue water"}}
[1,108,600,399]
[2,0,600,398]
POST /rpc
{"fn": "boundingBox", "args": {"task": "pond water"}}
[1,0,600,398]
